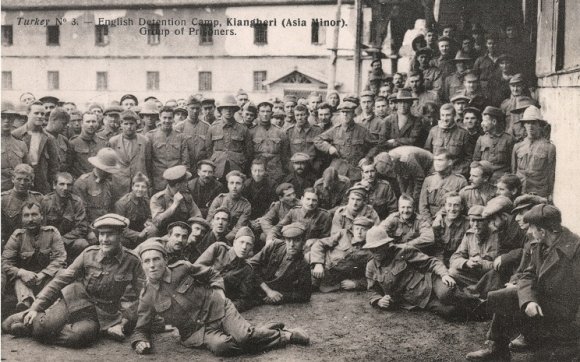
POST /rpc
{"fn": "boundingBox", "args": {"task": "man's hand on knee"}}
[23,310,38,325]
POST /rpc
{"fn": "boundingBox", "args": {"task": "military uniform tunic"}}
[174,119,210,172]
[1,189,44,244]
[473,132,514,182]
[205,120,253,178]
[147,129,190,192]
[41,192,89,245]
[206,193,251,241]
[512,138,556,197]
[73,171,114,223]
[250,123,290,183]
[187,177,224,218]
[69,133,108,178]
[424,125,472,175]
[286,123,323,171]
[1,134,28,191]
[419,173,468,223]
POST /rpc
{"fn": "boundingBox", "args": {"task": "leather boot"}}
[466,340,511,361]
[287,328,310,345]
[509,334,537,352]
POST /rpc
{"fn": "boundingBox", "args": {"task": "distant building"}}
[1,0,376,105]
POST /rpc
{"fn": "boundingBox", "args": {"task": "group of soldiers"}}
[0,22,578,361]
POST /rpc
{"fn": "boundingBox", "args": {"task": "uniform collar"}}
[341,121,355,130]
[227,247,239,262]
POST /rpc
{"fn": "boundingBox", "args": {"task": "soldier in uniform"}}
[243,158,277,220]
[206,170,251,242]
[317,102,335,132]
[315,101,377,183]
[282,95,298,131]
[511,106,556,198]
[185,210,228,262]
[430,36,456,85]
[419,151,468,223]
[375,146,433,205]
[306,92,322,126]
[281,153,317,198]
[120,94,138,110]
[41,172,91,263]
[500,74,534,142]
[466,205,580,361]
[1,104,28,191]
[187,160,224,218]
[409,70,441,118]
[96,106,122,141]
[381,89,424,150]
[1,164,44,244]
[150,165,201,235]
[286,105,323,174]
[459,161,496,210]
[331,185,380,234]
[270,188,331,244]
[147,106,190,193]
[205,95,253,180]
[201,98,217,125]
[425,103,472,175]
[355,158,398,219]
[240,102,257,128]
[108,110,153,198]
[66,110,83,139]
[11,101,60,194]
[411,47,442,92]
[259,183,300,244]
[251,223,312,305]
[44,108,71,173]
[449,205,500,288]
[195,227,258,312]
[2,214,144,347]
[138,100,160,134]
[2,202,66,310]
[432,192,471,266]
[364,225,469,320]
[251,101,290,183]
[456,71,490,111]
[174,96,210,171]
[73,148,121,224]
[69,112,108,179]
[312,166,350,214]
[310,216,374,293]
[355,91,384,141]
[473,106,514,183]
[114,173,157,248]
[131,239,309,357]
[233,89,249,124]
[380,194,434,252]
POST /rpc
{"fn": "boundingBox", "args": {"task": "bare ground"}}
[2,291,579,361]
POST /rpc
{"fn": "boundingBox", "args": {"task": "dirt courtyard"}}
[1,291,578,361]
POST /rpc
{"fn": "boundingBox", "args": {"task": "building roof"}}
[266,68,328,86]
[3,0,352,10]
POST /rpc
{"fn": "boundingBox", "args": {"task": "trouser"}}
[426,275,481,321]
[449,266,486,289]
[486,287,578,346]
[13,279,48,304]
[468,268,511,299]
[201,299,289,356]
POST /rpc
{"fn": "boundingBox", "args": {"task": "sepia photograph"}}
[1,0,579,360]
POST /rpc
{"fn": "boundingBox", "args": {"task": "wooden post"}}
[328,0,342,92]
[354,0,363,94]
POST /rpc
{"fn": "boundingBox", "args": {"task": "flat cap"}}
[104,105,123,115]
[482,106,504,119]
[257,100,273,109]
[281,222,306,238]
[362,226,394,249]
[523,204,561,232]
[235,226,255,242]
[201,98,215,105]
[120,110,140,121]
[120,94,138,105]
[188,216,210,230]
[359,90,375,99]
[512,194,548,215]
[290,153,311,163]
[450,93,471,103]
[463,71,479,81]
[338,101,358,110]
[162,165,192,181]
[353,216,375,228]
[468,205,486,220]
[283,95,297,104]
[197,159,217,169]
[137,238,167,257]
[167,221,191,234]
[93,213,129,229]
[509,73,525,85]
[39,96,59,104]
[186,95,201,106]
[394,89,418,102]
[348,185,368,197]
[88,103,103,111]
[174,107,188,114]
[342,95,360,105]
[242,102,257,112]
[275,182,294,195]
[510,97,536,113]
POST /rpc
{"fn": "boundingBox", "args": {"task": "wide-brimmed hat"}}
[1,101,19,115]
[88,148,121,174]
[453,50,473,61]
[394,89,417,102]
[517,105,547,125]
[139,100,159,115]
[362,226,394,249]
[217,95,240,111]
